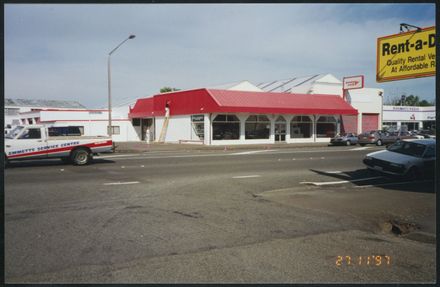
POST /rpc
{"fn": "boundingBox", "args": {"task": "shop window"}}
[245,115,270,139]
[383,122,398,132]
[290,116,312,138]
[108,126,120,135]
[132,119,141,126]
[316,116,337,138]
[401,122,419,131]
[212,114,240,140]
[191,115,204,140]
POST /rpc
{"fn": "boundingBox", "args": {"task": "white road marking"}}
[322,171,343,174]
[350,147,370,151]
[300,176,383,186]
[231,150,276,155]
[232,175,261,179]
[103,181,140,186]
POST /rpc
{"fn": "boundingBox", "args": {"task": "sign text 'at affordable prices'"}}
[376,26,435,82]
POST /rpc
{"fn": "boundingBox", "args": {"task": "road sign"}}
[343,75,364,90]
[376,26,435,82]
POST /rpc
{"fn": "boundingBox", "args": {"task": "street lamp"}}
[379,91,383,130]
[107,34,136,137]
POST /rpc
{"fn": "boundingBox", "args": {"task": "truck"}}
[4,125,113,166]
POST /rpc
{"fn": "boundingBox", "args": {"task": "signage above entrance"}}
[376,26,436,82]
[343,75,364,90]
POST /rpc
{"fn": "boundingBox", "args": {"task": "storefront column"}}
[238,114,246,142]
[204,114,211,145]
[269,115,275,142]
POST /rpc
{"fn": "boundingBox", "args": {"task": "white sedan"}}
[363,139,436,178]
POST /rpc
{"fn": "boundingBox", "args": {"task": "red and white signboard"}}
[343,75,364,90]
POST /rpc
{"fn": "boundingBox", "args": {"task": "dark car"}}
[330,133,358,146]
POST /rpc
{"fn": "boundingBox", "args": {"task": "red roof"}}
[129,88,357,118]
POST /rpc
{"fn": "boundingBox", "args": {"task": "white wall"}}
[347,88,383,134]
[156,115,193,143]
[17,109,140,142]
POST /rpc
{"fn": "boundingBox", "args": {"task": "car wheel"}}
[71,148,91,166]
[346,140,351,146]
[376,139,383,146]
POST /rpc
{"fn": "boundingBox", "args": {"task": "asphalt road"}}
[4,145,436,283]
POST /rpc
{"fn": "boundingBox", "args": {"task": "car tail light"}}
[368,136,375,139]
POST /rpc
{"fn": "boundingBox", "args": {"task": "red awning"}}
[128,97,154,118]
[207,89,358,115]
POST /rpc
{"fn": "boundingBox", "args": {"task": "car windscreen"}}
[387,141,427,158]
[5,126,24,139]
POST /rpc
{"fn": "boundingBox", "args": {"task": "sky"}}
[4,3,436,108]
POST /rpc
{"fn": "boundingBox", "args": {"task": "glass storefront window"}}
[316,116,336,138]
[191,115,204,140]
[245,115,270,139]
[290,116,312,138]
[212,114,240,140]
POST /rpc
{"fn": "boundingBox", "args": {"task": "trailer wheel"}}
[71,148,92,166]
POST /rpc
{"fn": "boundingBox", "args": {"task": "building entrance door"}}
[275,116,286,142]
[141,118,153,142]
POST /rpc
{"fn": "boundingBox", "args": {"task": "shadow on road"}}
[309,168,435,194]
[6,158,115,169]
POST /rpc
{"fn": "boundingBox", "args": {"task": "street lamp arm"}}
[108,34,136,55]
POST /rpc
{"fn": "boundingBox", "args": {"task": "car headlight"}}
[364,156,372,160]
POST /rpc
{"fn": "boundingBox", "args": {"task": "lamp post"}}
[107,34,136,137]
[379,91,383,130]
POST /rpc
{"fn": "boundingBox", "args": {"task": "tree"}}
[385,94,434,106]
[160,87,180,93]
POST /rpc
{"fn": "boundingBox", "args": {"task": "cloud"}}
[5,3,436,108]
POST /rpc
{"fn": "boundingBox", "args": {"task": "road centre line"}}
[300,176,383,186]
[350,147,371,151]
[103,181,140,185]
[231,150,277,155]
[232,175,261,179]
[97,147,379,161]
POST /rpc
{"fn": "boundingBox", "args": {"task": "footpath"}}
[113,141,331,153]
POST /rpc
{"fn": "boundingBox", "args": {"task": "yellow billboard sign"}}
[376,26,435,82]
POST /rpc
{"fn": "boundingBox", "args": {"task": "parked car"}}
[418,129,436,139]
[330,133,358,146]
[363,139,436,178]
[358,130,417,146]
